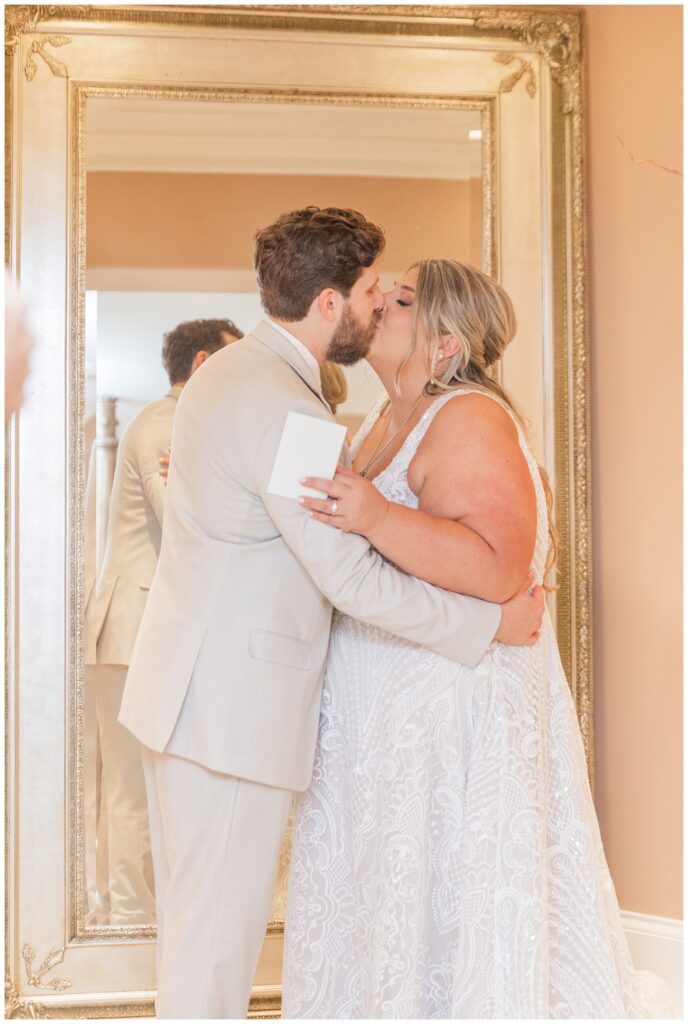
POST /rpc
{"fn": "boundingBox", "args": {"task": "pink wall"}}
[86,173,482,271]
[585,5,682,917]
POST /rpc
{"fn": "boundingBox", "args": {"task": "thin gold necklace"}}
[359,390,428,479]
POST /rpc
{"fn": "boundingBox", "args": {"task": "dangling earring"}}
[430,347,440,387]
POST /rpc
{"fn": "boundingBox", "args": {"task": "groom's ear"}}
[315,288,341,324]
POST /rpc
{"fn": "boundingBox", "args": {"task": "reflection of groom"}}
[119,207,544,1018]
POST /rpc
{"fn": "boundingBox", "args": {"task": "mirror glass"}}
[82,96,483,927]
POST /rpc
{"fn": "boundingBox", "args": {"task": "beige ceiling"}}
[85,97,483,180]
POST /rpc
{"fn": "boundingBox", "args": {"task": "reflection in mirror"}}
[82,97,483,928]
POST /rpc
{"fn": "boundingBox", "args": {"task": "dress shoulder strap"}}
[350,391,390,459]
[418,387,524,441]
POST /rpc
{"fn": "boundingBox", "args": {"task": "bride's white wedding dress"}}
[282,390,677,1019]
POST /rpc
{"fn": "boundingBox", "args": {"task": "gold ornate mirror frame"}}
[6,5,587,1017]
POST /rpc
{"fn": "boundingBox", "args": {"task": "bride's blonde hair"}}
[397,259,558,587]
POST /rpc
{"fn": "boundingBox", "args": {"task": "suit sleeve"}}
[135,417,169,526]
[254,401,501,668]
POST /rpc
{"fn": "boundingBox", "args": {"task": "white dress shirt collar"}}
[266,319,320,381]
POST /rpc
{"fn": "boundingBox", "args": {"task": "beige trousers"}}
[84,664,110,924]
[141,747,292,1019]
[96,664,155,923]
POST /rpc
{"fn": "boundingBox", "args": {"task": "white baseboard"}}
[622,910,683,1005]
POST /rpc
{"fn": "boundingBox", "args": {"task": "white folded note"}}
[267,411,347,500]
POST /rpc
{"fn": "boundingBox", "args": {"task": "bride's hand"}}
[159,447,171,480]
[299,467,389,536]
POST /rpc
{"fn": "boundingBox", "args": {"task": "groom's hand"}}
[494,573,545,646]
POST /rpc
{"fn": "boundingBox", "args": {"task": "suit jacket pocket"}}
[248,628,312,671]
[139,569,155,591]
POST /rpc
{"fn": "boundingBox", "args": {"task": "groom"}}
[119,206,545,1018]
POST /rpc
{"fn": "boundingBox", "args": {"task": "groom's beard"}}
[326,304,382,366]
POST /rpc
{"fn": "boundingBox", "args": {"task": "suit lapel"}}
[247,320,351,466]
[249,320,330,412]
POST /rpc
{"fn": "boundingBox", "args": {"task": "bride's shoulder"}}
[415,392,526,485]
[428,389,517,440]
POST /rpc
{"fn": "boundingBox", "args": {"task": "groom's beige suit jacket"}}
[119,320,501,791]
[85,387,181,667]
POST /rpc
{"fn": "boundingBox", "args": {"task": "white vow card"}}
[267,411,347,500]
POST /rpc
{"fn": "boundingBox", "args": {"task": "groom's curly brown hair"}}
[162,318,242,384]
[254,206,385,321]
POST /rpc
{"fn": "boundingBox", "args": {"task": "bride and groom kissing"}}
[118,207,649,1019]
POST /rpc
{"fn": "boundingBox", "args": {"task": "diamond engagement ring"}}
[330,499,338,515]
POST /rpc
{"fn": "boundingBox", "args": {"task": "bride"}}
[281,260,674,1018]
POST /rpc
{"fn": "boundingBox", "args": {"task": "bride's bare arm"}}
[301,394,537,603]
